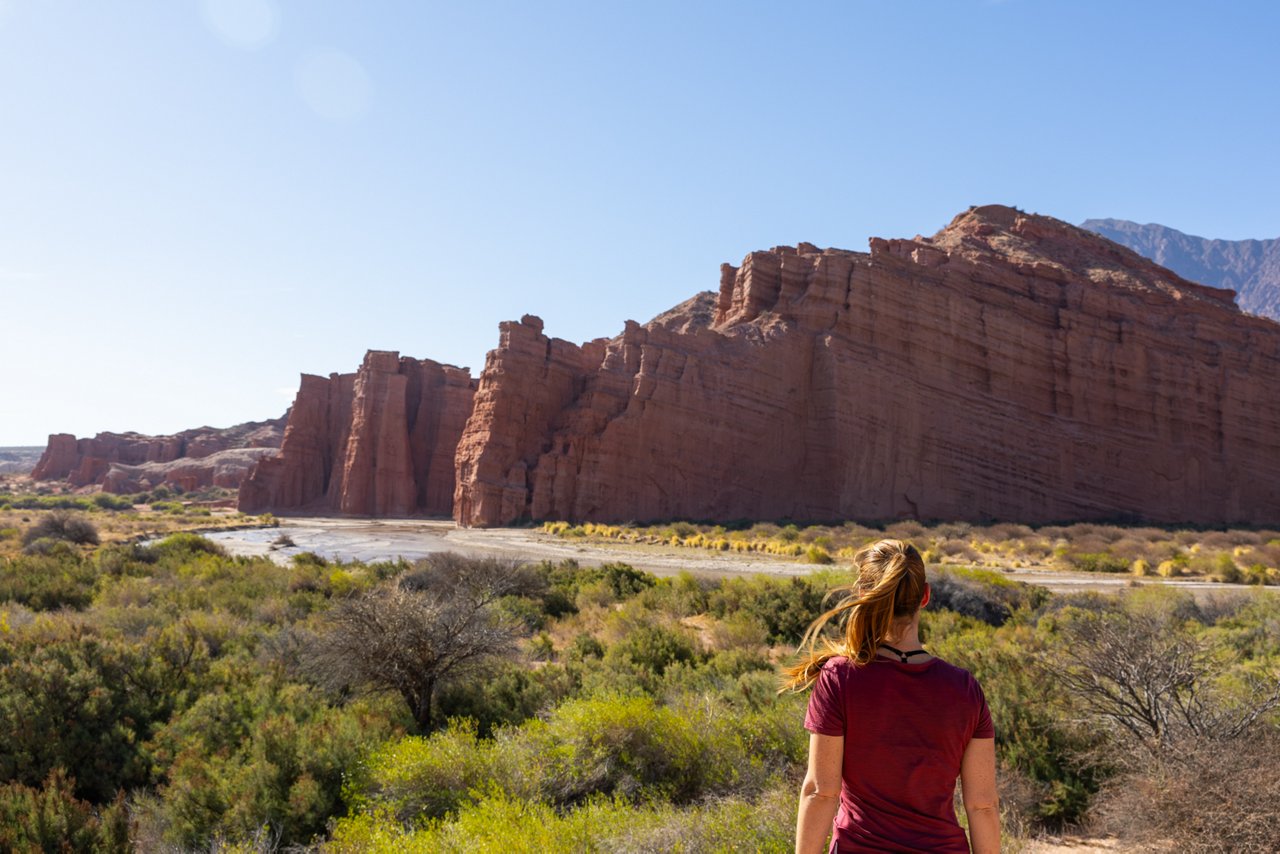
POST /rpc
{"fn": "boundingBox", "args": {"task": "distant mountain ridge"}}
[1081,218,1280,320]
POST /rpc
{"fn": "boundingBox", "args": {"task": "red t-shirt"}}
[804,655,994,853]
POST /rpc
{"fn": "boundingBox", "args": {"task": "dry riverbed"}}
[204,517,1263,595]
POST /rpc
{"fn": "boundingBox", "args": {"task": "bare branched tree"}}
[1039,605,1280,755]
[306,552,537,731]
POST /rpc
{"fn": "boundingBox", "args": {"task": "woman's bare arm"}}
[960,736,999,854]
[796,732,844,854]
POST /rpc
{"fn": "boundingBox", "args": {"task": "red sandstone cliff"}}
[31,418,285,493]
[237,351,475,516]
[452,205,1280,527]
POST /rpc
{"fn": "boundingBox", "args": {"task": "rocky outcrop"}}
[1082,218,1280,320]
[453,205,1280,527]
[238,352,475,516]
[31,418,285,493]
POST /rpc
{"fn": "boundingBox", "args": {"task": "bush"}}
[435,661,551,736]
[91,493,133,511]
[0,769,130,852]
[531,693,703,804]
[1093,727,1280,852]
[20,511,99,548]
[928,571,1012,625]
[1065,552,1129,573]
[20,537,79,557]
[0,553,97,610]
[804,545,834,564]
[605,624,700,677]
[708,575,831,645]
[330,783,797,854]
[148,680,397,847]
[0,624,177,801]
[566,633,605,661]
[143,532,228,561]
[345,719,502,823]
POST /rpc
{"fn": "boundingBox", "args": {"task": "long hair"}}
[781,538,927,692]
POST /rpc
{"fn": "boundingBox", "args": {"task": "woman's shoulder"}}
[819,654,853,673]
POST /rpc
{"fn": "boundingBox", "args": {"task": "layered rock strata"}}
[453,205,1280,527]
[237,352,475,516]
[31,418,285,493]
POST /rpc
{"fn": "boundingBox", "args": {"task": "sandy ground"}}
[204,517,1264,595]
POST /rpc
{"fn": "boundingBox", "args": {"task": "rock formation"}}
[31,418,285,493]
[1082,218,1280,321]
[238,352,475,516]
[453,205,1280,527]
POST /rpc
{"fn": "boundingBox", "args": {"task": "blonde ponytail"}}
[781,539,927,692]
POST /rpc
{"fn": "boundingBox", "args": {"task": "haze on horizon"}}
[3,0,1278,446]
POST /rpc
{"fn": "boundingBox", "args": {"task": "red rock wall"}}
[453,205,1280,527]
[31,418,285,493]
[452,315,606,527]
[238,351,475,516]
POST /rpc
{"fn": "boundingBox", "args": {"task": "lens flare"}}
[201,0,279,50]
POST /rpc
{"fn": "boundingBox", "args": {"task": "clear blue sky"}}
[3,0,1278,446]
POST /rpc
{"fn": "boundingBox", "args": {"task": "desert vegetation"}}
[543,519,1280,583]
[0,517,1276,851]
[0,484,272,559]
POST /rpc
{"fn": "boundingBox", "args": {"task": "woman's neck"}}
[879,621,925,656]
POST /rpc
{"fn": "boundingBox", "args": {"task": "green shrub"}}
[637,572,709,617]
[149,679,398,847]
[91,493,133,511]
[1213,553,1242,583]
[605,623,699,677]
[708,575,831,645]
[143,533,228,561]
[531,693,703,803]
[21,511,99,548]
[329,783,795,854]
[804,545,834,564]
[20,537,79,557]
[0,553,97,610]
[0,769,130,853]
[566,633,605,661]
[345,719,503,824]
[0,623,183,801]
[435,662,551,736]
[1066,552,1129,573]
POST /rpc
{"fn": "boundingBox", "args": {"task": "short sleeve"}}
[971,677,994,739]
[804,659,846,736]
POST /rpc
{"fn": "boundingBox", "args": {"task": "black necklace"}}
[879,644,928,663]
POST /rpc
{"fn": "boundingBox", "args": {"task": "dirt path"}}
[1021,837,1121,853]
[204,518,1263,596]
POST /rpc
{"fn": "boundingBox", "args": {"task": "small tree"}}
[306,553,538,731]
[1039,603,1280,753]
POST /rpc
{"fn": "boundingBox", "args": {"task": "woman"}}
[784,539,999,854]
